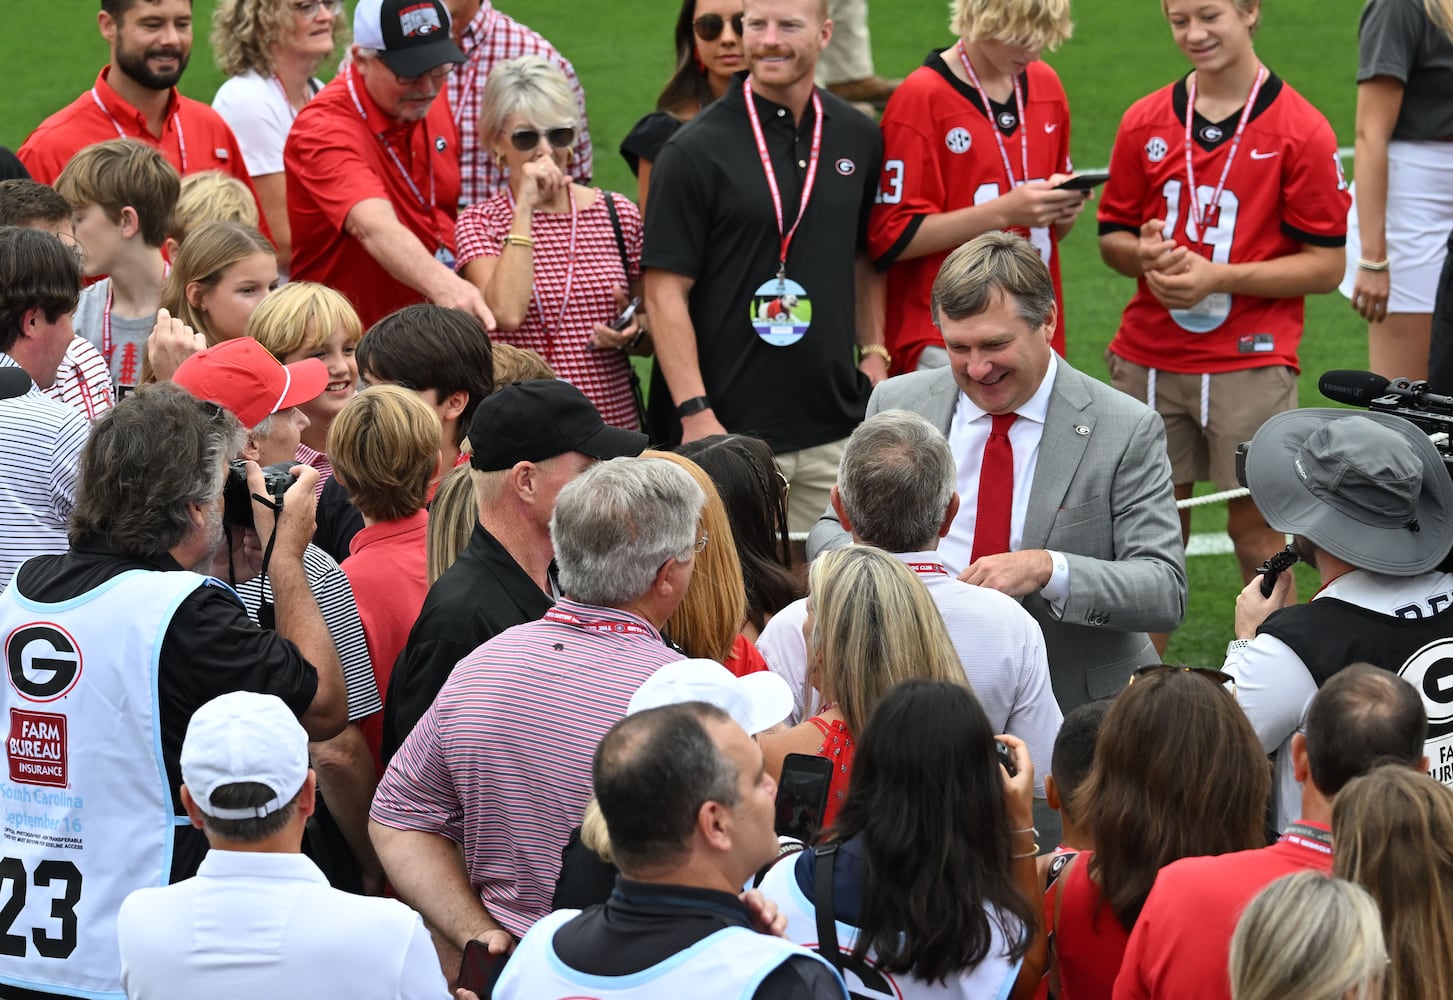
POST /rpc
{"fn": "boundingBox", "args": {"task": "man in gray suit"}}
[809,233,1185,710]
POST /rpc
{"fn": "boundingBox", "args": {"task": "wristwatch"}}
[675,395,712,419]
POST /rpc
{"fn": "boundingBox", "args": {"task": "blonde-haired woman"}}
[1333,765,1453,1000]
[647,450,767,676]
[246,280,363,497]
[457,56,647,430]
[211,0,349,272]
[760,545,966,829]
[1229,871,1386,1000]
[870,0,1084,373]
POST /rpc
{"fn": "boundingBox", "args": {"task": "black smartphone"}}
[610,296,642,331]
[996,739,1018,777]
[775,753,834,842]
[1055,172,1110,191]
[459,938,508,998]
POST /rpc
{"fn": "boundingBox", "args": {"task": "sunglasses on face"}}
[508,126,577,152]
[693,12,744,41]
[1130,664,1238,700]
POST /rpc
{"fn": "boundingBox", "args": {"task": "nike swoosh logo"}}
[1250,149,1277,159]
[1044,123,1057,133]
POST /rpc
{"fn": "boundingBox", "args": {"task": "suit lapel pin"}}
[1074,424,1090,436]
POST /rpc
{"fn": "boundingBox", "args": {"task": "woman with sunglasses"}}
[457,56,646,430]
[620,0,743,211]
[211,0,349,274]
[1049,665,1270,998]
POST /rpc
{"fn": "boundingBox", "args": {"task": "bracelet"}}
[1011,827,1039,837]
[1012,844,1041,859]
[674,395,711,419]
[501,234,535,249]
[1357,257,1390,272]
[860,343,892,367]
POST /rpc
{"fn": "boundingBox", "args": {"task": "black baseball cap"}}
[354,0,466,79]
[470,380,648,471]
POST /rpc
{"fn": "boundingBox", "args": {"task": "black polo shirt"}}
[381,521,555,761]
[11,536,319,882]
[643,74,881,453]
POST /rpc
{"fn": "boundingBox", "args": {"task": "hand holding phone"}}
[610,296,642,332]
[1054,172,1110,191]
[459,938,509,998]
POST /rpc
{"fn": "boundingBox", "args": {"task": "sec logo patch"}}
[1145,136,1168,163]
[945,127,972,154]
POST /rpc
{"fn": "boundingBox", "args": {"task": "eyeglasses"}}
[389,62,456,85]
[694,531,711,553]
[1130,664,1237,700]
[292,0,343,18]
[693,12,744,41]
[507,126,577,152]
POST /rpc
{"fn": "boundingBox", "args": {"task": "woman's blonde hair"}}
[579,797,614,863]
[1229,871,1386,1000]
[428,465,478,586]
[169,170,259,245]
[806,546,965,734]
[159,220,274,342]
[245,281,362,362]
[649,450,748,662]
[950,0,1073,50]
[479,55,579,152]
[1334,765,1453,1000]
[211,0,349,77]
[1426,0,1453,34]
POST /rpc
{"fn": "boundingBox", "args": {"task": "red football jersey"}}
[1100,74,1349,374]
[870,55,1073,372]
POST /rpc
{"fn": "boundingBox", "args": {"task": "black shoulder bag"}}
[602,192,650,433]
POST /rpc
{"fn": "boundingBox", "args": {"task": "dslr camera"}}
[222,460,297,529]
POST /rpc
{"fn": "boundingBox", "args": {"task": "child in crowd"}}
[0,179,113,419]
[159,220,277,349]
[490,341,555,390]
[1040,698,1112,886]
[246,281,362,498]
[55,139,179,393]
[163,169,260,262]
[328,385,442,773]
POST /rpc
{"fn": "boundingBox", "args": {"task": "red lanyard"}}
[91,87,188,172]
[101,261,170,366]
[1183,65,1266,245]
[905,561,949,577]
[957,42,1028,192]
[743,77,823,278]
[347,66,437,216]
[272,75,309,122]
[450,10,487,128]
[543,606,654,636]
[504,183,579,360]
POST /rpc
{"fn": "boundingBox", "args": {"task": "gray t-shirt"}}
[1358,0,1453,140]
[74,279,157,391]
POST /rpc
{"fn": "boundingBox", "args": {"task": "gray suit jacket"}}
[807,363,1187,710]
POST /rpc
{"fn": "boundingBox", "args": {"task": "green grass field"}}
[2,0,1367,665]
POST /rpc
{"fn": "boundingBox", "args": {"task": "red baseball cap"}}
[173,337,329,430]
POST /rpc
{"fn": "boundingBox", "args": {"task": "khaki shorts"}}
[777,436,848,536]
[1106,352,1297,490]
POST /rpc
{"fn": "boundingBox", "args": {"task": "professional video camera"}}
[1318,370,1453,472]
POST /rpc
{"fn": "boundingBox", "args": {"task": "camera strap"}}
[251,491,284,630]
[812,842,843,972]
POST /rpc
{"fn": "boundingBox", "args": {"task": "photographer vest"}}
[0,567,206,998]
[1258,597,1453,787]
[493,907,840,1000]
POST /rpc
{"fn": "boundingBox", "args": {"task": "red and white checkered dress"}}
[456,189,641,429]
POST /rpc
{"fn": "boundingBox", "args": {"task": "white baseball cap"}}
[181,692,309,821]
[629,659,793,735]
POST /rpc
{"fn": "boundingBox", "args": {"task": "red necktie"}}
[971,413,1018,564]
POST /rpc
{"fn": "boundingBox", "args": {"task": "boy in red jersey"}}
[1099,0,1349,602]
[868,0,1086,374]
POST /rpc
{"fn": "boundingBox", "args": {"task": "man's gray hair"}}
[552,457,706,606]
[838,409,956,553]
[69,383,244,556]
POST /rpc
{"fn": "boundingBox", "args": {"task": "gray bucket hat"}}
[1244,408,1453,575]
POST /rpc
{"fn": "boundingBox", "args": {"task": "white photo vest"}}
[494,907,846,1000]
[756,857,1023,1000]
[0,567,207,999]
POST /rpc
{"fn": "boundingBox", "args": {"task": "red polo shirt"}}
[18,67,255,191]
[285,63,460,328]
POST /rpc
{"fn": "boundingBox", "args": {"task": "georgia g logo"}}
[6,623,82,702]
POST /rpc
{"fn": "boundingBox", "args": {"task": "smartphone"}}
[774,753,834,842]
[459,939,508,998]
[996,739,1018,777]
[610,296,642,332]
[1055,172,1110,191]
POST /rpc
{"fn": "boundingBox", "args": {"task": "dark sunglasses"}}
[508,126,577,152]
[1130,664,1237,699]
[693,12,744,41]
